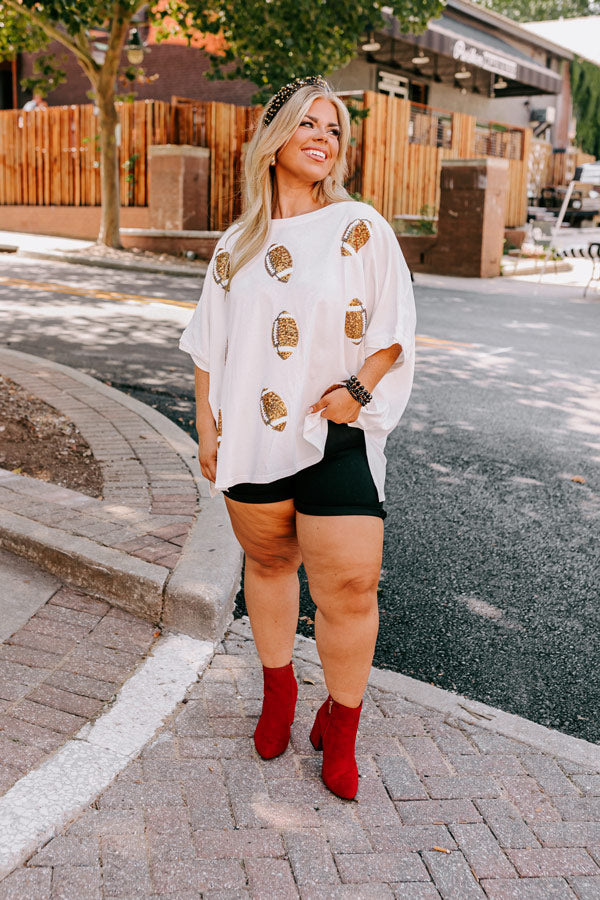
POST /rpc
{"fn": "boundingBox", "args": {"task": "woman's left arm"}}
[308,343,401,423]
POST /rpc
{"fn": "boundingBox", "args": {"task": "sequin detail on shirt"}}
[344,298,367,344]
[216,409,223,447]
[260,389,288,431]
[341,219,372,256]
[271,311,299,359]
[213,250,231,287]
[265,243,293,282]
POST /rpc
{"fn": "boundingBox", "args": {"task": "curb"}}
[501,259,572,277]
[163,494,242,641]
[17,248,208,278]
[0,349,242,642]
[0,508,168,619]
[0,548,61,642]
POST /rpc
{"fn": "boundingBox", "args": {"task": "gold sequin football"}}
[344,298,367,344]
[213,250,231,286]
[272,311,299,360]
[260,389,288,431]
[265,243,294,283]
[341,219,372,257]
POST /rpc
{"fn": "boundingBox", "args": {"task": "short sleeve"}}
[362,215,416,370]
[179,242,227,371]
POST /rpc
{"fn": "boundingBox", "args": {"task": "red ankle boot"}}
[309,695,362,799]
[254,662,298,759]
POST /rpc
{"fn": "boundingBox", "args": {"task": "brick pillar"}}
[429,158,509,278]
[148,145,210,231]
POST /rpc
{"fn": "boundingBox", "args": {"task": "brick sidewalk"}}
[2,620,599,899]
[0,583,158,801]
[0,469,193,572]
[0,349,198,575]
[0,349,242,641]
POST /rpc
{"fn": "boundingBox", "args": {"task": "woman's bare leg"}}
[296,513,383,707]
[224,497,302,667]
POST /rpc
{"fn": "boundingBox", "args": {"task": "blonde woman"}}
[180,76,415,800]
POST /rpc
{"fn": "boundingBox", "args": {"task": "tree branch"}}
[97,3,132,89]
[3,0,98,73]
[73,27,99,84]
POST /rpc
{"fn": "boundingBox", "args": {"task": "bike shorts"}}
[223,421,386,520]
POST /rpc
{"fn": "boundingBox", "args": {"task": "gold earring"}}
[270,155,276,167]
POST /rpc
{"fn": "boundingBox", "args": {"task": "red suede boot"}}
[254,662,298,759]
[309,695,362,799]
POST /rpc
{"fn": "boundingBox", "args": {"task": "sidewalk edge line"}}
[0,632,214,882]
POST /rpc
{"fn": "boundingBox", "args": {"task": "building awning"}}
[381,11,564,96]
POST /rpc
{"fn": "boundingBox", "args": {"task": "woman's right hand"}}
[197,423,218,483]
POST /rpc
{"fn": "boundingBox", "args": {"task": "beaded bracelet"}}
[344,375,372,407]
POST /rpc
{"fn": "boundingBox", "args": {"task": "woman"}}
[180,75,416,800]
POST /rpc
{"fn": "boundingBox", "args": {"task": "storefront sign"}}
[452,39,518,79]
[378,70,409,98]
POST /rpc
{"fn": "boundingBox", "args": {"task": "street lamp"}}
[361,32,381,52]
[411,50,430,66]
[126,28,145,65]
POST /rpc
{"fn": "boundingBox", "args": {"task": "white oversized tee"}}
[179,200,416,501]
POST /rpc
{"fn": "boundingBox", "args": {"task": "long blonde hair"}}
[225,82,352,289]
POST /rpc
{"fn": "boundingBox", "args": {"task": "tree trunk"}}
[97,84,121,248]
[94,8,133,250]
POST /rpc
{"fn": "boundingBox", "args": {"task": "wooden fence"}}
[359,92,531,227]
[0,93,594,230]
[0,103,160,209]
[0,99,258,230]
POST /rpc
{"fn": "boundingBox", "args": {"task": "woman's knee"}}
[245,548,301,577]
[314,571,380,619]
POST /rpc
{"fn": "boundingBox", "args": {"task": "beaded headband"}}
[263,75,330,127]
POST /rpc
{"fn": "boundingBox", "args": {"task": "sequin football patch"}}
[260,389,288,431]
[344,298,367,344]
[271,311,299,360]
[213,250,231,286]
[341,219,372,257]
[265,243,293,282]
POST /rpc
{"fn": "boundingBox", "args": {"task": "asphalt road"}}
[0,255,598,742]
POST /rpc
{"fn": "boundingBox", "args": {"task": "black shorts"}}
[223,421,386,519]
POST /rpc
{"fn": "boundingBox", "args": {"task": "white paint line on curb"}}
[0,632,214,881]
[0,743,124,881]
[229,618,600,771]
[81,633,214,757]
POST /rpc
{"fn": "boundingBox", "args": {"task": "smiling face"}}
[274,97,340,184]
